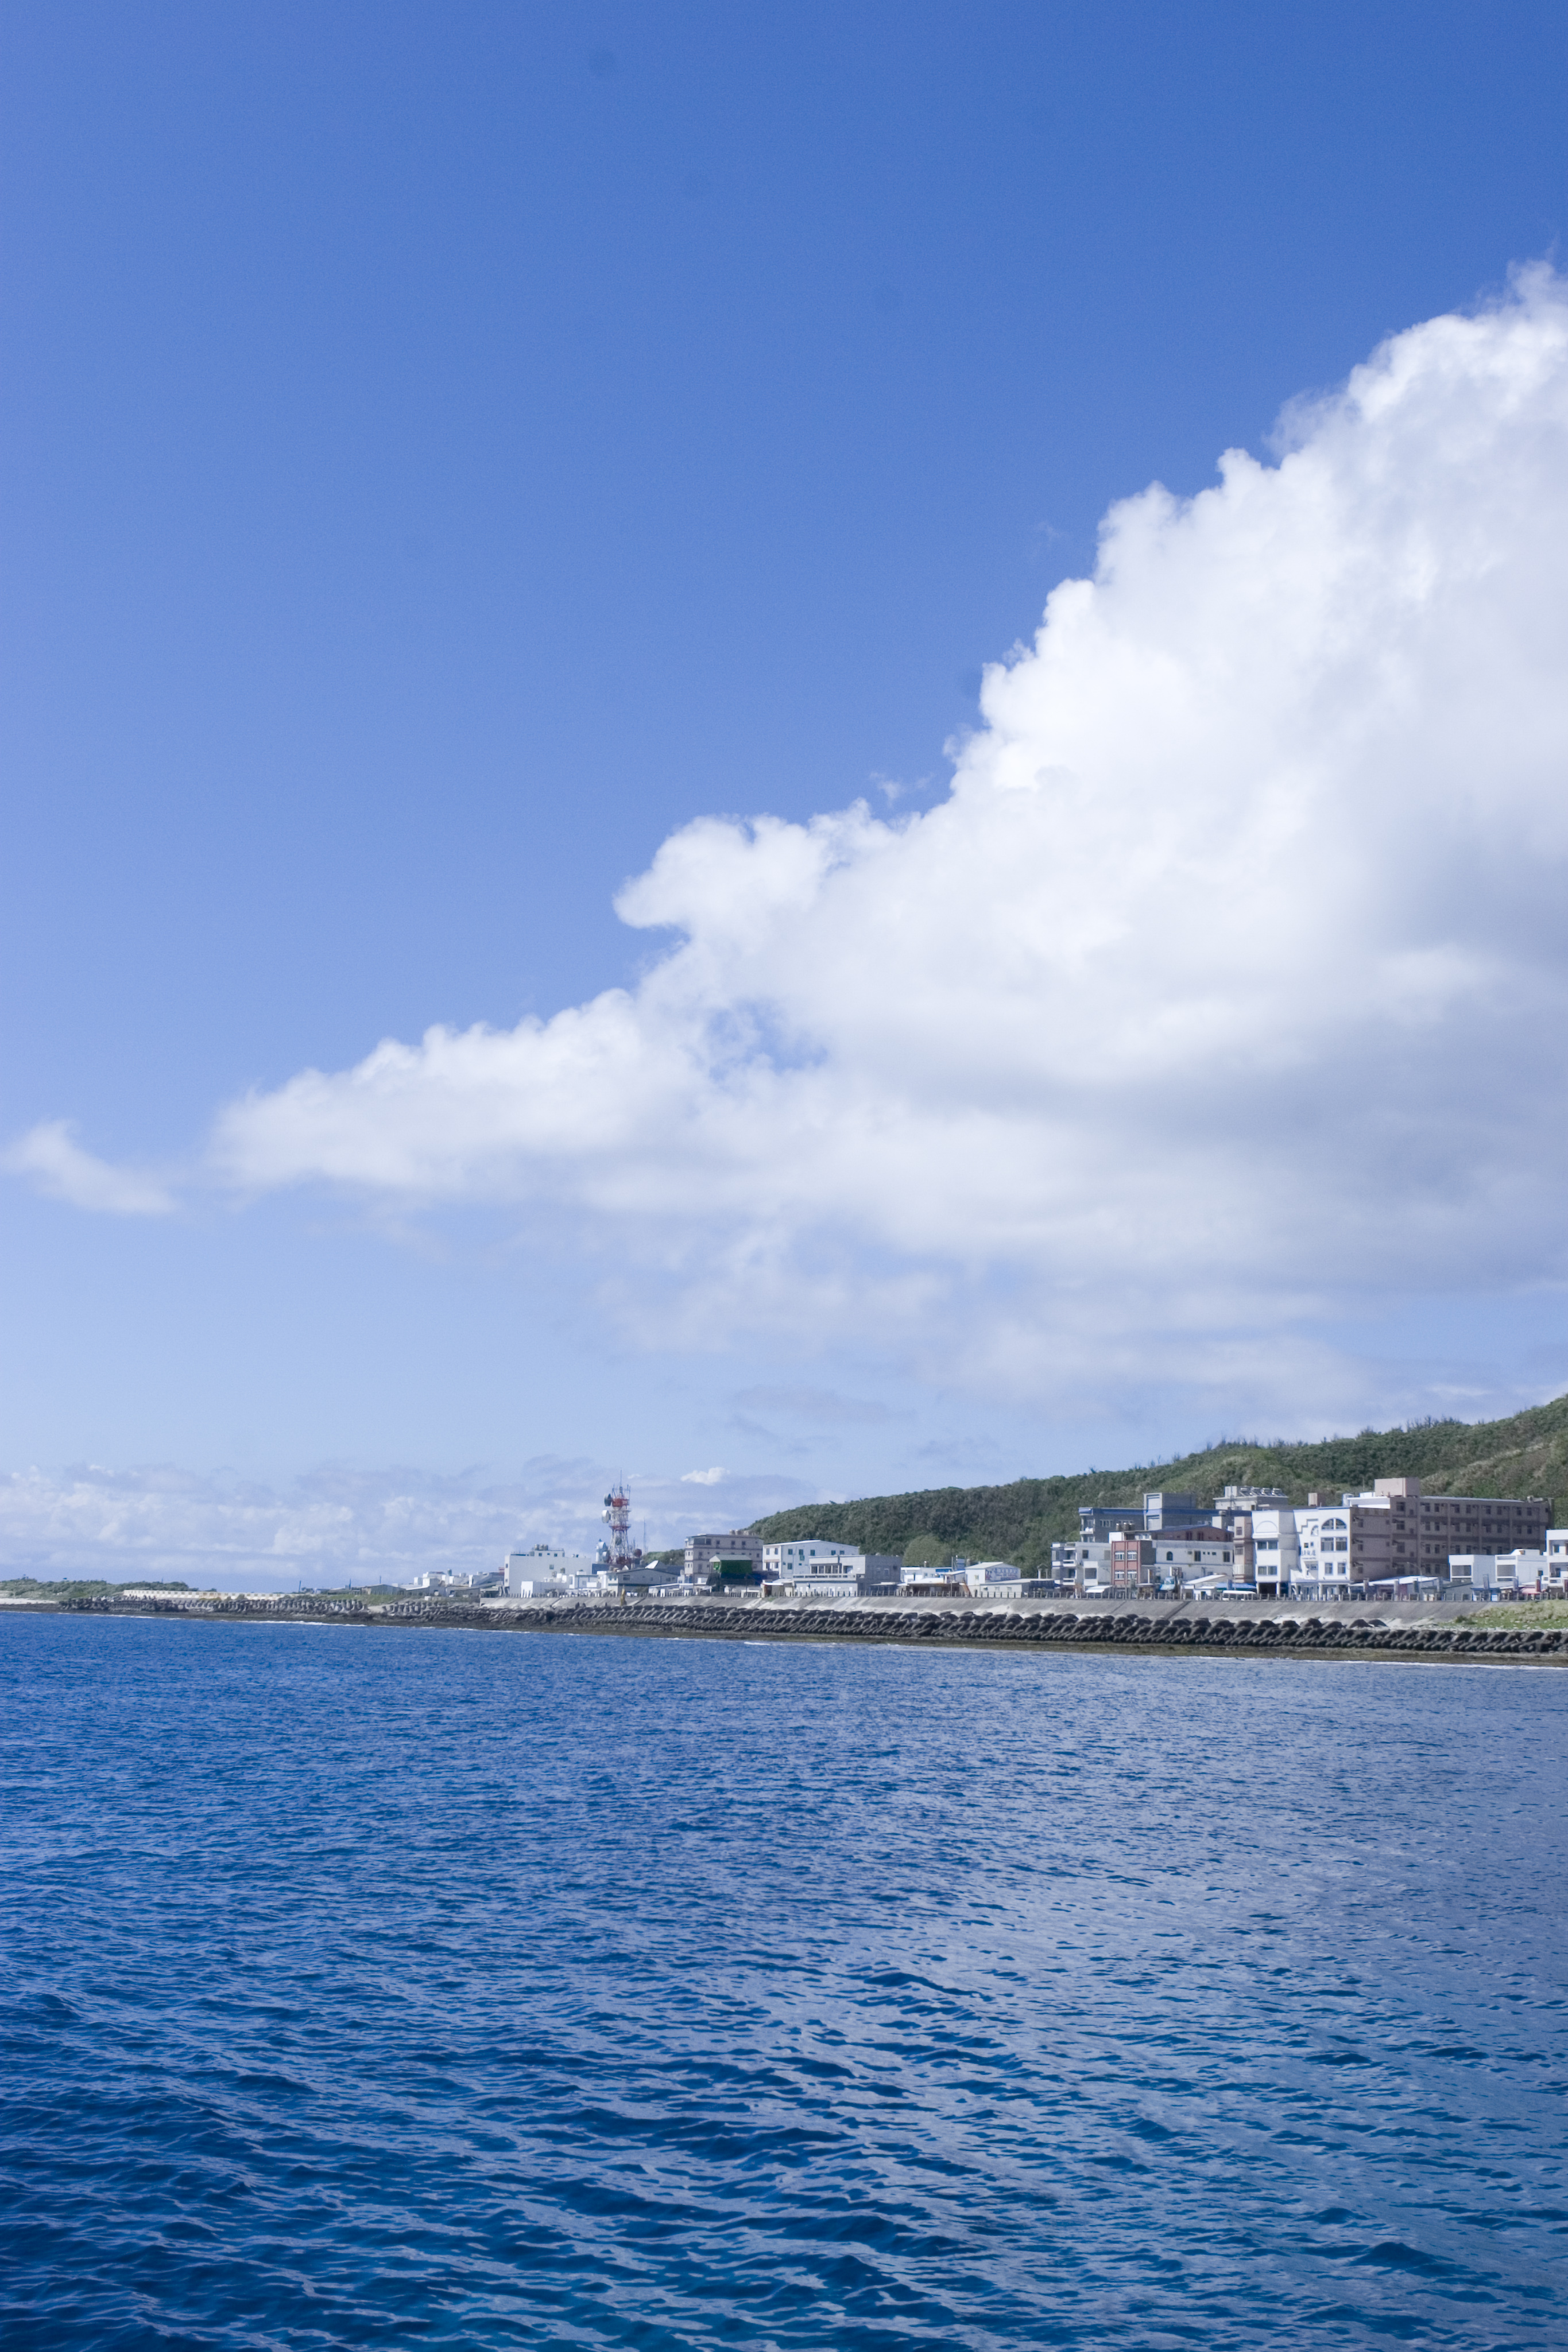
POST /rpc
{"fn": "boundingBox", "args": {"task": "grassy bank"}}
[1461,1598,1568,1629]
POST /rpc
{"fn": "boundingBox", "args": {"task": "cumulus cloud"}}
[4,1121,176,1216]
[680,1467,726,1485]
[195,270,1568,1402]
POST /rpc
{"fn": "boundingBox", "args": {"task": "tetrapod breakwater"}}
[37,1590,1568,1663]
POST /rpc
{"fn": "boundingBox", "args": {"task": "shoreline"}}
[12,1592,1568,1667]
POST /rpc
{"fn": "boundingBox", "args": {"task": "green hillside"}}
[0,1577,193,1601]
[748,1392,1568,1573]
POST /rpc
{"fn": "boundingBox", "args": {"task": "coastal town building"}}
[1078,1491,1211,1541]
[1210,1488,1291,1581]
[1108,1534,1156,1594]
[1287,1480,1549,1593]
[761,1539,864,1594]
[1250,1508,1300,1598]
[1052,1530,1234,1592]
[1365,1478,1550,1574]
[1450,1549,1548,1597]
[609,1473,1558,1611]
[616,1556,673,1592]
[1050,1539,1114,1588]
[707,1554,765,1589]
[1275,1491,1424,1596]
[684,1530,764,1581]
[1064,1475,1551,1601]
[963,1562,1026,1597]
[1148,1529,1236,1588]
[1294,1503,1369,1595]
[415,1565,504,1595]
[730,1542,948,1595]
[1212,1484,1292,1525]
[502,1548,599,1598]
[1226,1478,1553,1597]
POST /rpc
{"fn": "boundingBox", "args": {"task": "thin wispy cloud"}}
[2,1121,177,1217]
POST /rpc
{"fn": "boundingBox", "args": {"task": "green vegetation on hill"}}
[0,1578,413,1604]
[749,1393,1568,1572]
[0,1577,193,1601]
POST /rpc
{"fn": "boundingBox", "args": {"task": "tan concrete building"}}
[683,1529,764,1581]
[1276,1477,1551,1596]
[1366,1478,1549,1576]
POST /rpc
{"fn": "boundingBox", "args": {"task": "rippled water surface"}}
[2,1615,1566,2349]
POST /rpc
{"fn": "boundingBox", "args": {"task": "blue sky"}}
[4,3,1568,1578]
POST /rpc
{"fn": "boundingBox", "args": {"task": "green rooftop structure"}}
[711,1556,762,1588]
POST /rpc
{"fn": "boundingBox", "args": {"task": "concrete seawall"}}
[33,1591,1568,1664]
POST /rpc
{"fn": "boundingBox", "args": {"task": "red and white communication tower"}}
[602,1481,635,1575]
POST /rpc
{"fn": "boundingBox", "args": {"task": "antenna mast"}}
[602,1480,634,1577]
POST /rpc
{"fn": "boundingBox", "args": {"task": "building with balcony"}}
[761,1538,864,1593]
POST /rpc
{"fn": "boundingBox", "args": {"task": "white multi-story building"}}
[1145,1529,1237,1588]
[1250,1508,1300,1599]
[761,1538,864,1593]
[899,1564,971,1594]
[1294,1505,1356,1596]
[413,1568,502,1595]
[1544,1530,1568,1588]
[502,1548,599,1598]
[1051,1540,1114,1588]
[966,1561,1024,1597]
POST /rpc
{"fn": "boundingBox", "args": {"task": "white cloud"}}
[191,270,1568,1407]
[733,1387,904,1427]
[680,1466,726,1485]
[3,1121,176,1216]
[0,1460,817,1589]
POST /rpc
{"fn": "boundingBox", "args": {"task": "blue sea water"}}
[1,1617,1565,2350]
